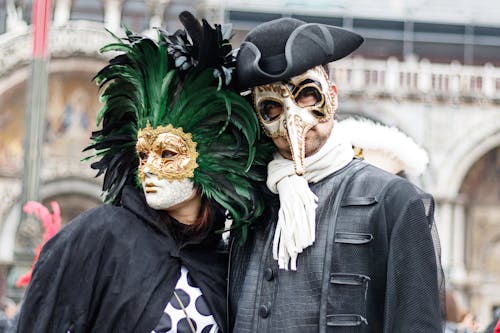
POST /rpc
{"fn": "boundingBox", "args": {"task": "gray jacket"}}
[229,160,443,332]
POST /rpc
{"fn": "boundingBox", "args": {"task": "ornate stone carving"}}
[0,180,21,223]
[15,215,42,256]
[0,21,113,78]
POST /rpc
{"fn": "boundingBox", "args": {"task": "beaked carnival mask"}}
[253,66,336,175]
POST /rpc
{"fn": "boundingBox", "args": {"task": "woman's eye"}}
[259,100,283,122]
[162,150,178,158]
[138,152,147,160]
[296,86,322,106]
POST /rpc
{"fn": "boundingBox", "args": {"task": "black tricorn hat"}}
[235,17,364,89]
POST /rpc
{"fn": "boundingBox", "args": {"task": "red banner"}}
[32,0,51,58]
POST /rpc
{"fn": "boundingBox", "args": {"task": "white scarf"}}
[267,122,354,270]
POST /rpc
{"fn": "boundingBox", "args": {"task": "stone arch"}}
[0,57,107,97]
[478,232,500,277]
[0,21,114,301]
[436,119,500,198]
[0,58,108,181]
[0,19,112,267]
[0,20,112,81]
[0,177,101,264]
[455,144,500,326]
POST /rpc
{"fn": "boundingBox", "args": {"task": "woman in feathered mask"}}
[16,11,273,333]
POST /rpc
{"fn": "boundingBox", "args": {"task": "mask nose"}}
[141,154,157,178]
[285,113,310,176]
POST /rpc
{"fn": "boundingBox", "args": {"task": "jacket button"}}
[259,303,271,318]
[264,268,274,281]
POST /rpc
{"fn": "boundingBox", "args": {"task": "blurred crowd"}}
[0,296,16,333]
[444,290,500,333]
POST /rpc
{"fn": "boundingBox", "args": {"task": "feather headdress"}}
[84,11,274,239]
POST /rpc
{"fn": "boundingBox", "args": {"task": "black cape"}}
[17,186,228,332]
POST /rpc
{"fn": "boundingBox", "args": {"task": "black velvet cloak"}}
[17,186,228,333]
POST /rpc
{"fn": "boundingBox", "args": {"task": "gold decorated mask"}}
[136,123,198,182]
[253,66,336,175]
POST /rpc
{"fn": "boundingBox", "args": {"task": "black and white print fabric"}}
[152,266,218,333]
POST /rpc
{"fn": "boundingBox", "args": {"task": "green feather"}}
[85,22,274,235]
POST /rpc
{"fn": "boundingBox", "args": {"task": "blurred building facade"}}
[0,0,499,326]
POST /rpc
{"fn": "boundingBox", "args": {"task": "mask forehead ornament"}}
[253,66,336,175]
[136,123,198,182]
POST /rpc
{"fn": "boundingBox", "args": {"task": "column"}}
[449,61,461,102]
[385,57,399,93]
[351,57,365,92]
[482,63,494,100]
[53,0,72,26]
[450,200,467,285]
[418,58,431,94]
[435,199,453,273]
[148,0,170,31]
[197,0,223,24]
[6,0,28,31]
[104,0,123,33]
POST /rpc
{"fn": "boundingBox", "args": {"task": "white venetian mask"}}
[136,123,198,210]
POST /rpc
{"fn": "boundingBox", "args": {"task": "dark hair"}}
[190,195,212,233]
[166,191,214,243]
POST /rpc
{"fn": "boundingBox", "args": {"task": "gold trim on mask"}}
[255,83,290,98]
[286,66,335,122]
[252,66,338,175]
[136,123,199,182]
[285,114,315,176]
[252,66,336,139]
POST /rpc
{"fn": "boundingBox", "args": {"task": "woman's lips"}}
[144,182,158,193]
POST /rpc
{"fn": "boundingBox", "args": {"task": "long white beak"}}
[286,113,310,176]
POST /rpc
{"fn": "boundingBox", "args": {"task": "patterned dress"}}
[153,266,219,333]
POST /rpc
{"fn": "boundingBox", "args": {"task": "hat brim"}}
[236,22,363,89]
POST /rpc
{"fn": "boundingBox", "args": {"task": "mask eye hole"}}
[311,109,327,119]
[138,151,147,160]
[259,100,283,122]
[295,86,323,107]
[161,150,178,159]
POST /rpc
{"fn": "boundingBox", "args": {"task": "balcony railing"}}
[329,57,500,102]
[226,0,500,26]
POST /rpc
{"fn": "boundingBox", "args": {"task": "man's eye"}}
[138,152,147,160]
[296,86,322,106]
[162,150,178,158]
[259,100,283,122]
[311,109,327,118]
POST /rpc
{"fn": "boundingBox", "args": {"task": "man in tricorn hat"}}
[229,17,444,332]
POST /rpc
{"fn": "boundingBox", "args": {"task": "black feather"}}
[84,13,275,238]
